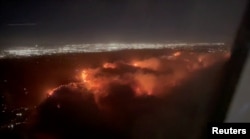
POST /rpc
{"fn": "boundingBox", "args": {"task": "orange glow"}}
[103,62,117,69]
[131,58,160,70]
[133,63,138,67]
[47,88,57,97]
[134,73,156,96]
[81,70,88,83]
[198,56,203,63]
[173,51,181,57]
[133,86,144,96]
[47,91,53,96]
[80,69,102,92]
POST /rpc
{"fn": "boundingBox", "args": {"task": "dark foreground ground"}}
[0,47,229,139]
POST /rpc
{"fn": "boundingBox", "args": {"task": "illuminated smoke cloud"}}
[31,50,230,138]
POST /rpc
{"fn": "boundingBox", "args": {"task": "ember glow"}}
[103,62,117,69]
[173,51,181,57]
[131,58,160,71]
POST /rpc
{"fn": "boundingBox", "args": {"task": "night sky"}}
[0,0,247,48]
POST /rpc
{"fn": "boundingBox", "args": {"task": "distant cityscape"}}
[0,42,227,59]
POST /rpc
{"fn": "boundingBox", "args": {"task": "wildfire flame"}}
[47,90,54,96]
[81,70,88,83]
[103,62,117,69]
[131,58,160,71]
